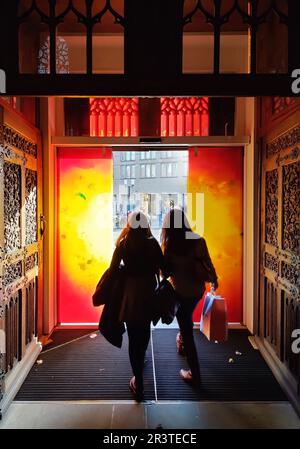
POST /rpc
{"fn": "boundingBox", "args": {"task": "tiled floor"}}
[1,401,300,429]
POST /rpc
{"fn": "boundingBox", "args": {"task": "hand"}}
[212,280,218,290]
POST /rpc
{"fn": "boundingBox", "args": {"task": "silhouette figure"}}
[161,208,218,388]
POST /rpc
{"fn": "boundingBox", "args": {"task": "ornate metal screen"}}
[0,121,39,403]
[260,123,300,388]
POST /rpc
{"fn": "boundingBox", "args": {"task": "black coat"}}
[99,237,167,347]
[98,266,126,348]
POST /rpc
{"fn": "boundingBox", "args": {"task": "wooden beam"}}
[5,74,298,96]
[51,135,250,147]
[124,0,183,76]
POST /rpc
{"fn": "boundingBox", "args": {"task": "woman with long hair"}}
[161,208,218,388]
[109,211,165,401]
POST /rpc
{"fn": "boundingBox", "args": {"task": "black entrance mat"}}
[152,329,287,401]
[15,329,286,402]
[42,329,95,352]
[15,332,155,401]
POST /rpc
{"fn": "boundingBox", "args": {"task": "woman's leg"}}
[126,321,151,392]
[176,297,201,384]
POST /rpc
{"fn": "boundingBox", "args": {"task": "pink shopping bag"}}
[200,290,228,342]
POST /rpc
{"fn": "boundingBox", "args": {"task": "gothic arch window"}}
[38,36,69,74]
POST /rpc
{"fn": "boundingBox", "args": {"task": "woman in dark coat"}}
[161,208,218,388]
[109,211,165,400]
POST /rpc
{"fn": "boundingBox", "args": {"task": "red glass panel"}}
[161,97,209,137]
[90,98,139,137]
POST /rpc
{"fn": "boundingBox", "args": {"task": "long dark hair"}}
[116,211,153,251]
[161,208,194,256]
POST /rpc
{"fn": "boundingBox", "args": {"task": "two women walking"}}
[107,208,218,401]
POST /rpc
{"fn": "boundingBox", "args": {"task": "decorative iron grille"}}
[17,0,125,74]
[15,0,289,75]
[0,0,297,95]
[183,0,288,74]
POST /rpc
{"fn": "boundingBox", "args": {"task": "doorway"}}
[113,150,188,243]
[57,147,243,326]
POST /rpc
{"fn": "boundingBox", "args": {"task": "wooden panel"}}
[0,105,42,402]
[4,292,22,373]
[259,100,300,395]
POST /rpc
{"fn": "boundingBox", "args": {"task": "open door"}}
[57,148,113,325]
[188,147,244,324]
[57,146,243,325]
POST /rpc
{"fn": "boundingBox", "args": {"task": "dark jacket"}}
[164,233,218,299]
[99,236,166,347]
[98,265,126,348]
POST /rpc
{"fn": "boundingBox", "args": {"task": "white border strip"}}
[150,329,158,402]
[42,331,96,354]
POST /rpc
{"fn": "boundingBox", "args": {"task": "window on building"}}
[173,162,178,176]
[125,152,135,161]
[140,164,156,178]
[167,163,172,177]
[161,162,178,177]
[141,152,145,160]
[120,163,136,179]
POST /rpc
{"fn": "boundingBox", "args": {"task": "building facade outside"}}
[113,150,188,237]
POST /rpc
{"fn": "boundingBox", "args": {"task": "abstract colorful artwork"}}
[57,148,113,324]
[188,147,243,323]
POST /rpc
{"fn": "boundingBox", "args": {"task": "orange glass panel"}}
[188,147,243,323]
[57,148,113,324]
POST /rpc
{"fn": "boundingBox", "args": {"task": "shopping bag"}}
[200,290,228,342]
